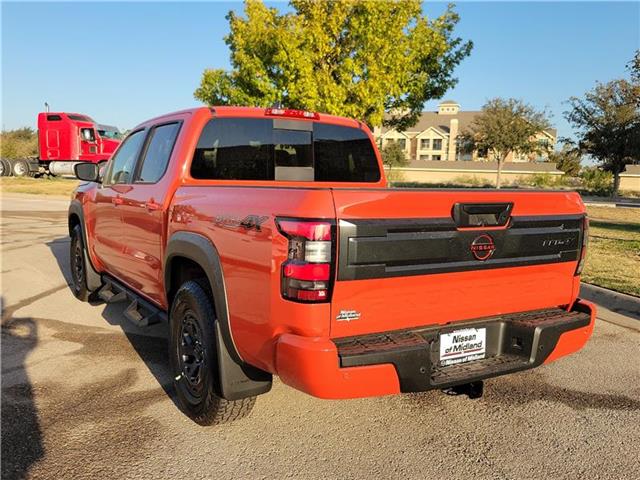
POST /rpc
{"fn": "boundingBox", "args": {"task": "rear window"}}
[191,118,380,182]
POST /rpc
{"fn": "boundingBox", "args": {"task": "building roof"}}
[439,100,459,105]
[381,110,557,138]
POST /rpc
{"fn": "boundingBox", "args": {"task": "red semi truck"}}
[0,112,121,177]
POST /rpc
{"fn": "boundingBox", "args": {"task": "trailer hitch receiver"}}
[442,380,484,400]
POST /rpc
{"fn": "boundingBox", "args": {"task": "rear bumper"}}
[274,300,596,399]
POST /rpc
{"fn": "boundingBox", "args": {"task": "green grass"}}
[582,206,640,297]
[0,176,79,196]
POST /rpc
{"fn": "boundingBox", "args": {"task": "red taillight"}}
[265,108,320,120]
[276,219,331,240]
[575,216,589,275]
[277,218,334,303]
[283,262,330,281]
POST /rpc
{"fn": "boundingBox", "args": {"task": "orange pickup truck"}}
[69,106,595,425]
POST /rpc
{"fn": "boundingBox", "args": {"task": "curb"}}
[580,283,640,330]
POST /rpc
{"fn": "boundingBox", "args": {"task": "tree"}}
[564,66,640,197]
[629,49,639,83]
[460,98,551,188]
[381,141,408,168]
[194,0,472,129]
[548,144,582,177]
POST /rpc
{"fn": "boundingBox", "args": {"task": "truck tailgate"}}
[330,188,585,338]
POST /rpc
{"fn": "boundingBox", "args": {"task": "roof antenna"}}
[44,102,50,113]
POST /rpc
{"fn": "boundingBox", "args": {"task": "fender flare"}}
[165,231,272,400]
[68,200,102,292]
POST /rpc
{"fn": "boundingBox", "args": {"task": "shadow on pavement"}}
[1,301,45,480]
[403,372,640,413]
[45,237,179,410]
[45,237,73,286]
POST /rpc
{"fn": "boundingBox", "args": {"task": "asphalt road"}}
[2,194,639,480]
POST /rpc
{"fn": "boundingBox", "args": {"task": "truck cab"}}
[37,111,120,162]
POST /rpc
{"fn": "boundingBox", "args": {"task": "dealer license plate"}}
[439,327,486,367]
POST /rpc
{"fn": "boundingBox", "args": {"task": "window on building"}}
[419,155,429,161]
[432,139,443,150]
[432,155,442,161]
[396,138,406,150]
[420,139,430,150]
[456,138,473,161]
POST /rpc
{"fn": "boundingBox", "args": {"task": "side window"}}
[104,130,146,185]
[136,123,181,183]
[80,128,96,142]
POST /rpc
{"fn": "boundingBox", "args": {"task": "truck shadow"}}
[1,301,45,480]
[45,238,179,410]
[403,372,640,413]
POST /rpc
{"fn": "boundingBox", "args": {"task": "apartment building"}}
[373,101,557,163]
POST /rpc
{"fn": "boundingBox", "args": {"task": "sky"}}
[2,1,639,144]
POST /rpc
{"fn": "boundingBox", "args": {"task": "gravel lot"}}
[2,194,639,480]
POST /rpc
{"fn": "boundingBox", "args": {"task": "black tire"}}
[11,159,29,177]
[70,225,90,301]
[170,279,256,425]
[0,159,11,177]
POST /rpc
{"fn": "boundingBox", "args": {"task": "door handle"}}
[112,196,124,206]
[145,200,162,212]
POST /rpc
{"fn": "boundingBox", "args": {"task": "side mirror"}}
[74,162,100,183]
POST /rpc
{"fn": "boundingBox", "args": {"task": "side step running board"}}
[98,279,166,327]
[98,281,127,303]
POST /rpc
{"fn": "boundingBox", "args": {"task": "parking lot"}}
[2,194,639,480]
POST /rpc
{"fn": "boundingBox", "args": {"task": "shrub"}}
[0,128,38,159]
[385,168,405,183]
[523,173,561,188]
[453,175,496,187]
[579,167,613,196]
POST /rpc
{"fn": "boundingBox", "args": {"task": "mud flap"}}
[214,321,272,401]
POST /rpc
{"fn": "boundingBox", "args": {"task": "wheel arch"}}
[165,231,272,400]
[68,200,102,291]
